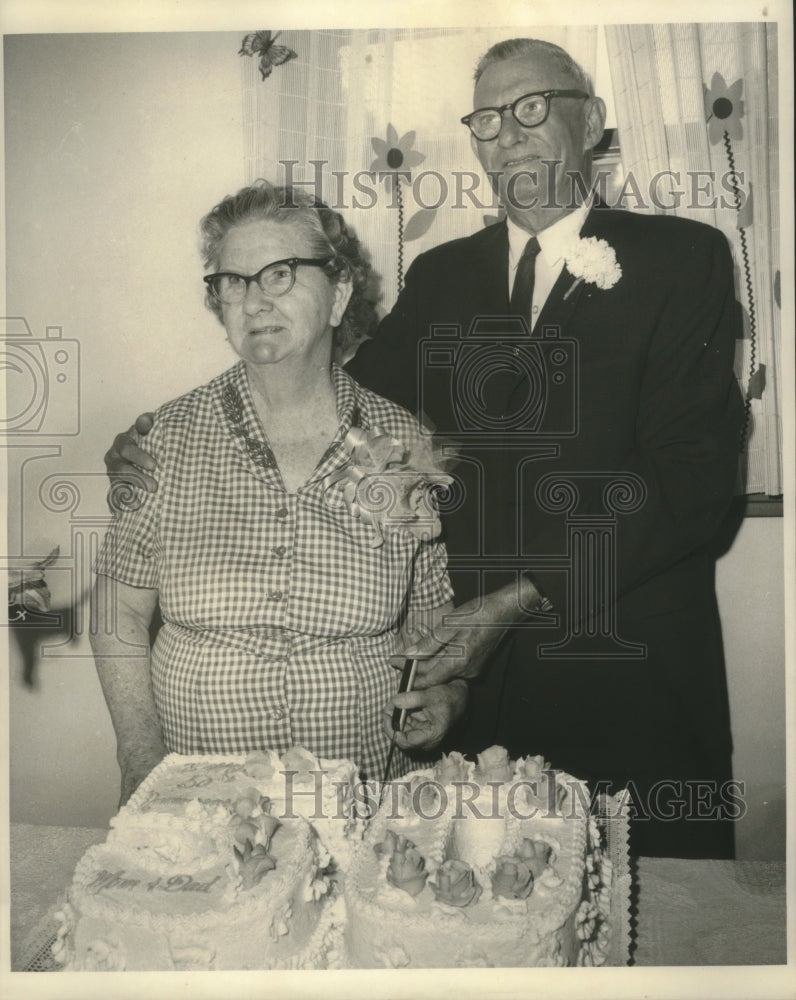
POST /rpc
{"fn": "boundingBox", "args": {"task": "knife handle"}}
[391,659,418,732]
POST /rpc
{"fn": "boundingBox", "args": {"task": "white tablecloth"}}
[8,823,787,970]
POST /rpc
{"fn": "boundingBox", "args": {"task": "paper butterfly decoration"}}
[239,30,298,80]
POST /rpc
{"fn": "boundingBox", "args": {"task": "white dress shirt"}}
[507,199,592,330]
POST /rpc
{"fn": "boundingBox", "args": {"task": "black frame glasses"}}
[203,256,332,304]
[461,89,590,141]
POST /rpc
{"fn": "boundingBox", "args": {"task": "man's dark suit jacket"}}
[347,206,745,857]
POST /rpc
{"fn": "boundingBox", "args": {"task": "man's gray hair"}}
[474,38,594,97]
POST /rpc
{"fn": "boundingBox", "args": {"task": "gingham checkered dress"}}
[95,362,453,781]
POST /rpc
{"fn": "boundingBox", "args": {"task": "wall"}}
[4,33,788,857]
[716,515,787,859]
[4,32,246,826]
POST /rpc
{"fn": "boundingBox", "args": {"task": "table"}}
[8,823,787,970]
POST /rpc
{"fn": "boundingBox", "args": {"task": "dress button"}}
[268,590,283,601]
[512,347,520,357]
[271,709,285,721]
[275,507,289,519]
[272,545,286,557]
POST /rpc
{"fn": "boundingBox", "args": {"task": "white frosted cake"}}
[344,747,617,968]
[52,746,624,970]
[52,749,357,971]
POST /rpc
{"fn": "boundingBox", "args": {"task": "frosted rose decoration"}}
[491,856,534,900]
[233,838,277,890]
[233,791,280,847]
[473,745,512,783]
[435,751,470,783]
[324,426,452,547]
[233,817,260,845]
[516,754,548,780]
[518,838,553,879]
[251,812,280,847]
[243,750,278,780]
[281,745,320,775]
[562,237,621,299]
[385,834,428,897]
[233,789,269,818]
[431,859,482,907]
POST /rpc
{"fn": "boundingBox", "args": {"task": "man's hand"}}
[398,614,506,690]
[392,578,548,690]
[384,679,468,752]
[104,412,158,492]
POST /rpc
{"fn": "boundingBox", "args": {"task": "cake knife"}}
[379,657,418,800]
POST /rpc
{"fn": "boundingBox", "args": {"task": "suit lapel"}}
[469,221,511,324]
[533,262,587,336]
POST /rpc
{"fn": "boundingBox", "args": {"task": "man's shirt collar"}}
[507,196,593,271]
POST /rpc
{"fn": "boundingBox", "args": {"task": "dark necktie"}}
[510,236,541,328]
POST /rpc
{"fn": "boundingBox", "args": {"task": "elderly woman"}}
[91,182,456,804]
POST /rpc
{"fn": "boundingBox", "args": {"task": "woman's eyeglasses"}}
[204,256,332,304]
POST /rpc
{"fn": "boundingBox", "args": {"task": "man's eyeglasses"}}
[204,257,332,304]
[461,89,590,142]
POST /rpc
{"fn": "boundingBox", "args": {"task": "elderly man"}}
[106,38,743,857]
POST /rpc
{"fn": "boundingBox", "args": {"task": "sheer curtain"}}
[605,23,782,496]
[242,27,597,315]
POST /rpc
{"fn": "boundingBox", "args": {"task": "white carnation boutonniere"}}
[324,427,452,547]
[562,237,622,300]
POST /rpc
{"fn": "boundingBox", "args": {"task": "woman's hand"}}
[384,679,468,752]
[118,745,168,807]
[104,412,158,492]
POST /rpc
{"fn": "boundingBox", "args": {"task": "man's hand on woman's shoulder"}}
[104,412,159,492]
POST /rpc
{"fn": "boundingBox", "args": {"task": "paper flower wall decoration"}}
[369,125,425,193]
[370,125,436,291]
[703,70,758,447]
[703,72,745,144]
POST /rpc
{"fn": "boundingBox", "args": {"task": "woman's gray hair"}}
[474,38,594,97]
[200,180,378,352]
